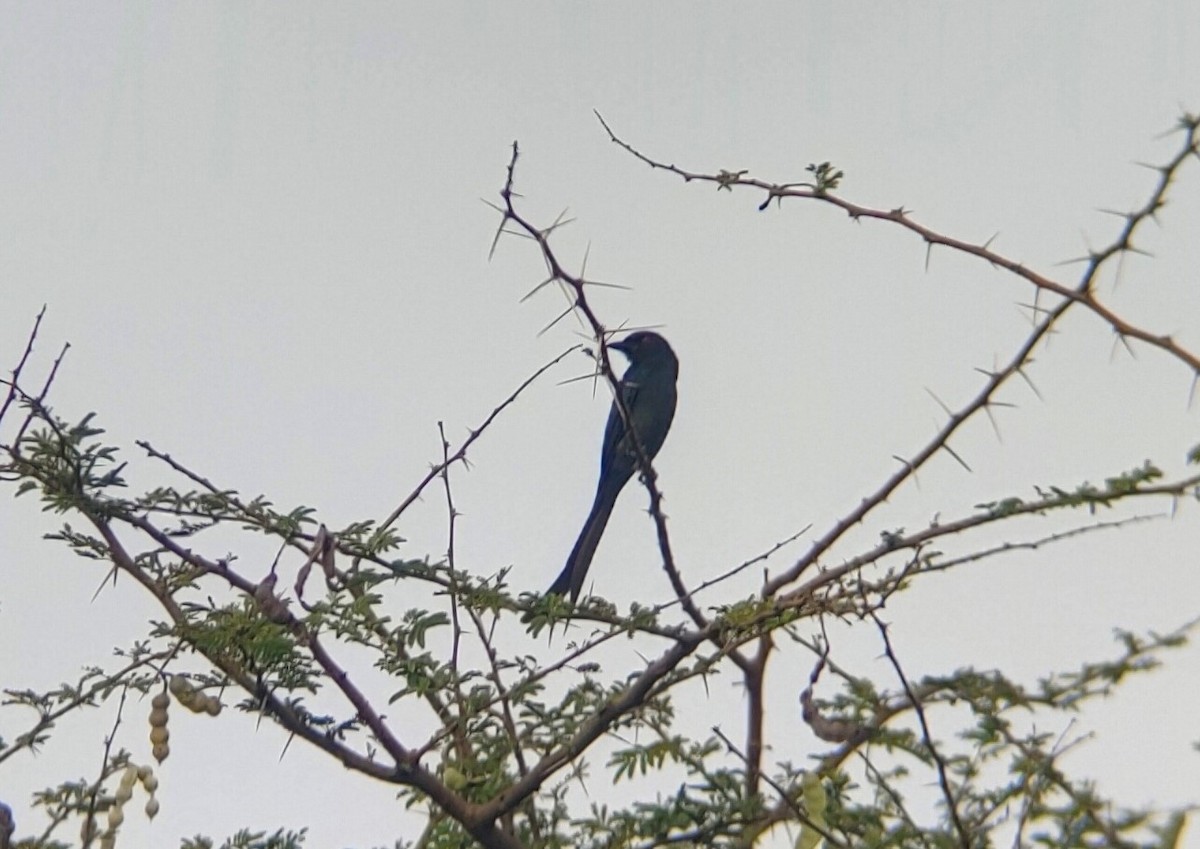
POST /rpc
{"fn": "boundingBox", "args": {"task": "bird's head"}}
[609,331,677,368]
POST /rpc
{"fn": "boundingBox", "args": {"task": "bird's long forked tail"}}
[548,477,625,602]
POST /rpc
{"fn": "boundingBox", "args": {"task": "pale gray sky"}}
[2,5,1199,847]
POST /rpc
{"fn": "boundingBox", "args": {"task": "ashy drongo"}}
[548,331,679,601]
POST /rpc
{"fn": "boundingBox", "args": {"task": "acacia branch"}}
[871,612,970,849]
[0,652,170,767]
[596,112,1200,605]
[780,468,1200,613]
[597,111,1200,376]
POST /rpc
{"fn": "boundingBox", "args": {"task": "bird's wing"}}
[598,374,643,480]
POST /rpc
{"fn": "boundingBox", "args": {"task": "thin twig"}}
[0,306,47,427]
[871,611,970,849]
[377,345,579,535]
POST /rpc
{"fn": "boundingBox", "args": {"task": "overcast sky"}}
[2,5,1199,847]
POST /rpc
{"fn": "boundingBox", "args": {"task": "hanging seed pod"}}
[149,726,169,746]
[150,688,171,738]
[141,773,159,793]
[796,772,828,849]
[169,675,198,709]
[152,742,170,763]
[106,804,125,829]
[114,781,134,805]
[145,796,160,819]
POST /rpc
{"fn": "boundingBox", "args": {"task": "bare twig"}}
[0,306,47,428]
[377,345,579,535]
[595,112,1200,375]
[439,419,473,766]
[871,611,970,849]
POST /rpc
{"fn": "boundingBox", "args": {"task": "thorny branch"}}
[871,612,970,849]
[596,110,1200,375]
[594,111,1200,602]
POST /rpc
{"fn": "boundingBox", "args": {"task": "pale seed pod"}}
[114,782,134,805]
[796,772,828,849]
[149,725,169,746]
[100,833,117,849]
[137,764,154,781]
[203,696,222,716]
[151,691,170,710]
[169,675,198,708]
[145,796,160,819]
[152,742,170,763]
[802,772,827,818]
[149,706,169,728]
[107,804,125,829]
[141,773,159,793]
[119,765,139,789]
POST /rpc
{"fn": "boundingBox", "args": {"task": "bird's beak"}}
[608,338,632,358]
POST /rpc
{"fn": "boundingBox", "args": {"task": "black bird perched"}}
[548,331,679,602]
